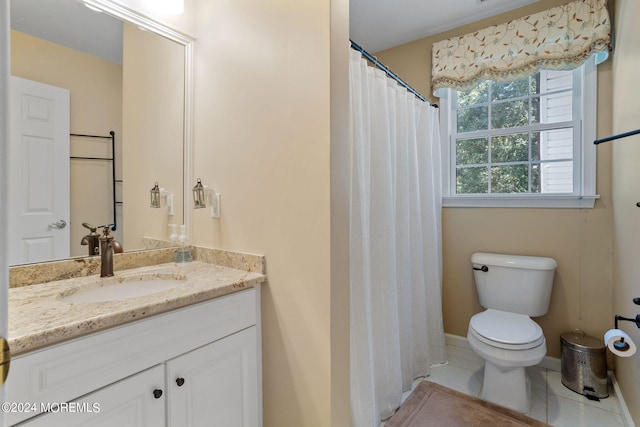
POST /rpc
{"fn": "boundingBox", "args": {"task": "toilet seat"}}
[469,309,544,350]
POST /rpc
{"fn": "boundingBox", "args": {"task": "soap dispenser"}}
[174,224,193,263]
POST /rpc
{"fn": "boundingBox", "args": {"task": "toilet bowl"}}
[467,309,547,413]
[468,253,557,413]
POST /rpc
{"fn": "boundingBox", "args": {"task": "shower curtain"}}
[349,49,447,427]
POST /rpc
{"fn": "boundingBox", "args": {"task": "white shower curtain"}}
[349,49,447,427]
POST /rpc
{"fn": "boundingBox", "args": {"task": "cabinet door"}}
[167,326,259,427]
[18,365,165,427]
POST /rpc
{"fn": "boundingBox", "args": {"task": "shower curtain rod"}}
[593,128,640,145]
[350,40,436,108]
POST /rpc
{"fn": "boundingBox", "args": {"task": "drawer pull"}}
[176,377,185,387]
[153,389,163,399]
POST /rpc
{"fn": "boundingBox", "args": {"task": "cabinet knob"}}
[176,377,185,387]
[153,389,163,399]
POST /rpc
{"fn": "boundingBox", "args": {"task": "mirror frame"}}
[63,0,193,249]
[14,0,195,262]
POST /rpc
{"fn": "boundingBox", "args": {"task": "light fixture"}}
[192,178,206,209]
[150,182,161,208]
[150,182,174,215]
[192,178,221,218]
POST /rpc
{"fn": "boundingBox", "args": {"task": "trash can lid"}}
[561,329,605,353]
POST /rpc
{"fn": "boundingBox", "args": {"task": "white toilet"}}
[467,252,557,413]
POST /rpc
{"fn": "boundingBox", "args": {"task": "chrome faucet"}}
[99,226,123,277]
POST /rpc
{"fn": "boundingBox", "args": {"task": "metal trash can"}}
[560,330,608,399]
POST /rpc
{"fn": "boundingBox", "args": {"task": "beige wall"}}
[611,0,640,424]
[191,0,349,426]
[109,0,350,425]
[10,30,123,258]
[376,0,614,359]
[122,23,185,249]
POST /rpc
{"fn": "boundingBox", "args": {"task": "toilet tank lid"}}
[471,253,557,270]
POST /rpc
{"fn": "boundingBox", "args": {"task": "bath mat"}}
[385,381,549,427]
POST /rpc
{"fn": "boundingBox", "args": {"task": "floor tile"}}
[427,363,483,397]
[547,393,625,427]
[546,370,621,414]
[445,345,485,372]
[430,344,628,427]
[526,385,547,423]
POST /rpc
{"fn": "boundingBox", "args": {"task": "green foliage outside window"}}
[454,72,572,195]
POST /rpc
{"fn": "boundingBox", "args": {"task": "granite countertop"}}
[9,259,266,356]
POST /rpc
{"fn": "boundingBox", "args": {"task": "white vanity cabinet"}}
[166,326,259,426]
[7,288,261,427]
[18,365,166,427]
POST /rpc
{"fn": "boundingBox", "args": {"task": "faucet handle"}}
[82,222,97,232]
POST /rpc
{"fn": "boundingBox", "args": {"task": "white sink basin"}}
[61,273,187,303]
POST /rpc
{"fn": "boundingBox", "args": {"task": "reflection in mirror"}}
[9,0,186,265]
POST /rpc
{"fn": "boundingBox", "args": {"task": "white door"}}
[166,327,259,427]
[8,76,70,265]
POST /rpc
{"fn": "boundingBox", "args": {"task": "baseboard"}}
[444,333,634,425]
[611,373,636,427]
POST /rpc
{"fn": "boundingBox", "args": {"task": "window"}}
[439,59,598,208]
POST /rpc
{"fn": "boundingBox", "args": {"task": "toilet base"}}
[481,361,531,413]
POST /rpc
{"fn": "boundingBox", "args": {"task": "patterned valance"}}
[432,0,612,96]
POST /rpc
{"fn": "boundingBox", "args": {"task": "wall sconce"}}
[192,178,220,218]
[150,182,174,216]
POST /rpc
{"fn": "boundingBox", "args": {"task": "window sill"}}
[442,194,600,209]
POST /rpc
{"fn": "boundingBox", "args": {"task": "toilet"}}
[467,252,557,413]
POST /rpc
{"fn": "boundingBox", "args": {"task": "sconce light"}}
[150,182,161,208]
[192,178,221,218]
[193,178,206,209]
[150,182,174,216]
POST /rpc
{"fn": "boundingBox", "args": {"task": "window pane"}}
[456,138,488,165]
[531,91,573,124]
[491,164,529,193]
[530,74,540,95]
[532,128,574,161]
[491,133,529,163]
[457,105,488,133]
[457,81,488,107]
[531,164,541,193]
[456,167,488,194]
[491,99,528,129]
[531,132,540,161]
[492,77,529,100]
[540,70,572,94]
[538,161,573,193]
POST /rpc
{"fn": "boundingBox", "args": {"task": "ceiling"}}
[10,0,123,64]
[350,0,539,53]
[11,0,540,64]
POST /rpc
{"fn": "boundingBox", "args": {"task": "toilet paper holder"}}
[612,297,640,351]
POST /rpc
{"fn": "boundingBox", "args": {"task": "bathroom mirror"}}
[9,0,193,265]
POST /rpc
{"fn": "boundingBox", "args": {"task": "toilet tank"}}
[471,252,557,317]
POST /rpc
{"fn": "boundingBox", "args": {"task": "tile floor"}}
[424,343,629,426]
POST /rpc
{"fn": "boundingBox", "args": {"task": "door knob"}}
[49,219,67,229]
[153,389,163,399]
[176,377,185,387]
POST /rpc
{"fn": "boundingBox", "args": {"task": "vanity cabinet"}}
[166,327,259,426]
[6,288,261,427]
[18,365,166,427]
